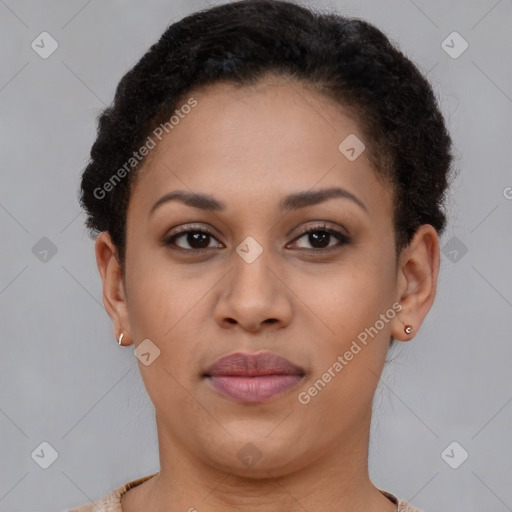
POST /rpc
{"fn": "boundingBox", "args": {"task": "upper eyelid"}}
[166,222,346,238]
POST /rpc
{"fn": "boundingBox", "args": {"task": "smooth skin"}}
[95,74,439,512]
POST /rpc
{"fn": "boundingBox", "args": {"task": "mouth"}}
[203,351,306,403]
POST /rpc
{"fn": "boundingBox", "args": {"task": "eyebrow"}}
[149,186,368,217]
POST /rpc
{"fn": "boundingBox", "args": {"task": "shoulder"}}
[397,502,423,512]
[67,473,159,512]
[380,489,423,512]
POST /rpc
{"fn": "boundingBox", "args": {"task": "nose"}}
[213,244,293,334]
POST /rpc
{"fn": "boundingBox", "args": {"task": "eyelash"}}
[162,222,351,254]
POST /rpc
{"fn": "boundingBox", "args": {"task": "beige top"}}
[68,472,422,512]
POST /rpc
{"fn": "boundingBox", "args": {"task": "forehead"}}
[128,77,392,222]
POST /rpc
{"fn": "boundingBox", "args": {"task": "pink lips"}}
[203,352,305,403]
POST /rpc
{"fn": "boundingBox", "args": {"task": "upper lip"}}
[204,352,305,377]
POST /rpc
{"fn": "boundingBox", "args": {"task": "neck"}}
[123,409,396,512]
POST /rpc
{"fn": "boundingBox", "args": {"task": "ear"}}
[95,231,132,345]
[391,224,440,342]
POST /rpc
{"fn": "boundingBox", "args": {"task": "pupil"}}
[311,231,329,248]
[189,232,209,248]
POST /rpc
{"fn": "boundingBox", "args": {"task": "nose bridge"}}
[216,234,292,330]
[230,235,278,299]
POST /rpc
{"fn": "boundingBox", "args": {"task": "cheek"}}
[126,251,197,336]
[297,256,394,332]
[297,273,393,433]
[125,264,202,410]
[124,271,184,388]
[295,249,396,381]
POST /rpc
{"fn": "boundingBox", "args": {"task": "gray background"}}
[1,0,511,511]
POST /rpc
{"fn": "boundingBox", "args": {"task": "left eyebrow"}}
[149,186,368,217]
[279,186,368,213]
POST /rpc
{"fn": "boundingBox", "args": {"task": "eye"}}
[289,223,351,252]
[163,222,351,254]
[163,225,223,252]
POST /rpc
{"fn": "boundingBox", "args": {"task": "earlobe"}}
[95,231,132,345]
[391,224,440,342]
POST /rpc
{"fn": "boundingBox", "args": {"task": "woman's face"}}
[98,76,435,477]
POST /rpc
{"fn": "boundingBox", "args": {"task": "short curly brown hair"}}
[79,0,454,272]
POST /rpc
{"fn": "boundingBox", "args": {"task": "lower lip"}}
[205,374,304,403]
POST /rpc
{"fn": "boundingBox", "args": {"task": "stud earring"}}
[404,325,413,334]
[118,332,124,346]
